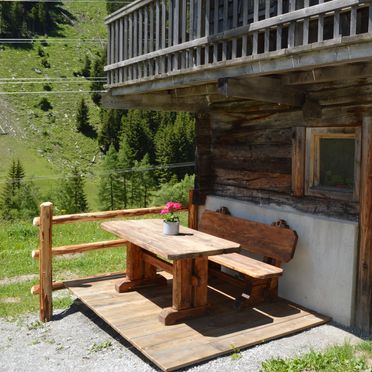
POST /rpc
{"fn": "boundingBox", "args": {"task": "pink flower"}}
[160,208,169,215]
[165,202,182,212]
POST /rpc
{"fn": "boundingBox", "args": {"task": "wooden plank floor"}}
[66,273,329,371]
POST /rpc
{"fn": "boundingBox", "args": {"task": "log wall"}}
[194,78,372,221]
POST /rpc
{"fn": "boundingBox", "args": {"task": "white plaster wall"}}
[205,195,359,326]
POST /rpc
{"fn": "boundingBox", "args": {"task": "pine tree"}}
[98,109,125,152]
[98,146,122,210]
[76,98,96,138]
[90,53,105,105]
[81,55,92,78]
[120,110,154,164]
[0,159,39,220]
[135,154,155,207]
[56,167,88,214]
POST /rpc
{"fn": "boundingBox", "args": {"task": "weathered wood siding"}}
[194,79,368,220]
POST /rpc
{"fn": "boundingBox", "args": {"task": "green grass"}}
[0,1,108,209]
[0,212,188,318]
[261,342,372,372]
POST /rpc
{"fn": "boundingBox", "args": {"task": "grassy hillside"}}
[0,2,108,209]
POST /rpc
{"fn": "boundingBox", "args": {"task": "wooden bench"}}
[199,209,298,307]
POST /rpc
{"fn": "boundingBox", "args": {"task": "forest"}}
[0,0,196,220]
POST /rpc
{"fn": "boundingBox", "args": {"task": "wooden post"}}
[292,127,306,197]
[39,202,53,322]
[188,189,199,230]
[355,116,372,335]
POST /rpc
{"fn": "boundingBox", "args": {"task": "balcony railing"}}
[105,0,372,88]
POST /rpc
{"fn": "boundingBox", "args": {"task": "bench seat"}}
[199,209,298,306]
[209,253,283,279]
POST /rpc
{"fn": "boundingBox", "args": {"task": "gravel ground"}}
[0,296,363,372]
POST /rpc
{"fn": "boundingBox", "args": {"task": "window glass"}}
[319,138,355,190]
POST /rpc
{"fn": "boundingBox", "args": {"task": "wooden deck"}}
[66,272,328,371]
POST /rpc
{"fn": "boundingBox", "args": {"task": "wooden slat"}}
[209,253,283,279]
[222,0,228,60]
[334,9,340,38]
[32,239,128,259]
[350,5,357,36]
[199,210,298,263]
[232,0,238,58]
[205,0,211,63]
[196,0,202,65]
[242,0,248,56]
[213,0,219,62]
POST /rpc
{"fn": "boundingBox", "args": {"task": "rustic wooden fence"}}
[105,0,372,86]
[31,191,198,322]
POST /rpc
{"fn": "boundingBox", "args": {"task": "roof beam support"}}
[218,77,306,107]
[102,92,210,112]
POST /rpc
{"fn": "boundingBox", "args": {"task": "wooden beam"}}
[32,239,128,259]
[355,115,372,335]
[218,77,306,107]
[282,63,372,86]
[292,127,306,197]
[102,92,210,112]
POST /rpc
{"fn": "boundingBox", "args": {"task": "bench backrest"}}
[199,210,298,263]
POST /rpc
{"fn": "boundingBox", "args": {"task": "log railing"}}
[32,191,198,322]
[105,0,372,87]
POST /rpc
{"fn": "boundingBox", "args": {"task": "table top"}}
[101,219,240,260]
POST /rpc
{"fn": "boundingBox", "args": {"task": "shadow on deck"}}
[66,272,328,371]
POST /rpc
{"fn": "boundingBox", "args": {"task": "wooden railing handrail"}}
[32,239,129,259]
[105,0,365,72]
[33,206,187,226]
[105,0,372,88]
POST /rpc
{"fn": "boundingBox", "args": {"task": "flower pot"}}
[163,221,179,235]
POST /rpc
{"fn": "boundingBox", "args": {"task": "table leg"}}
[159,257,209,325]
[115,243,167,293]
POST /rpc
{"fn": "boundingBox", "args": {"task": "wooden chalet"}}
[103,0,372,336]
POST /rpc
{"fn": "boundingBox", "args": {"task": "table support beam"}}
[115,243,167,293]
[159,257,208,325]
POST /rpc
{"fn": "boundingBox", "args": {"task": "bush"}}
[41,57,51,68]
[37,97,53,111]
[151,174,195,207]
[43,84,52,91]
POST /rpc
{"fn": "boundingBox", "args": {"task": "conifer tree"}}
[81,55,92,78]
[76,98,96,138]
[56,167,88,214]
[98,146,122,210]
[90,53,105,105]
[0,159,39,220]
[98,109,124,152]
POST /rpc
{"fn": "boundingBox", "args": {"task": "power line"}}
[0,80,106,85]
[0,38,107,44]
[0,162,196,183]
[0,77,106,81]
[0,90,107,95]
[1,1,131,3]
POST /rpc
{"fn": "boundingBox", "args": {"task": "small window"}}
[305,127,360,201]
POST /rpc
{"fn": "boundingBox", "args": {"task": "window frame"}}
[305,127,361,201]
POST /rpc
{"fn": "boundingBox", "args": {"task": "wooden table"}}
[101,219,240,325]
